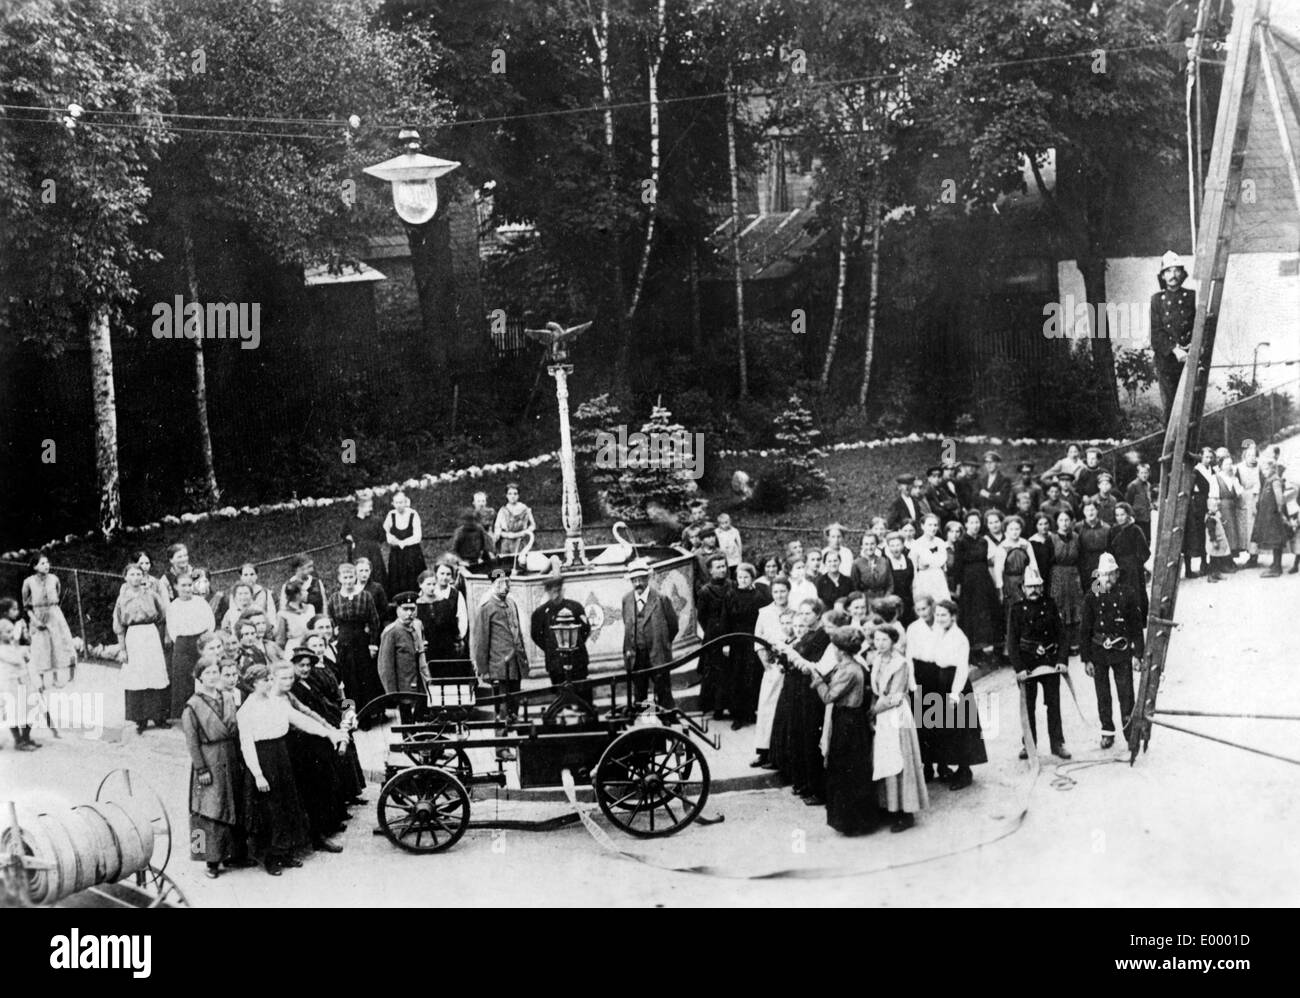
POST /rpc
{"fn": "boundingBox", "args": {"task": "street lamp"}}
[362,128,460,225]
[1252,341,1271,390]
[544,605,594,723]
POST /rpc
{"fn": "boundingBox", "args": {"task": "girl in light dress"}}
[493,483,537,566]
[868,623,928,832]
[21,552,77,682]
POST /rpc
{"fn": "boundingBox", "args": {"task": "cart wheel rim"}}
[95,768,173,873]
[594,728,710,838]
[377,766,470,853]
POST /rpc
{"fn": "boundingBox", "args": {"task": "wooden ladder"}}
[1130,0,1271,761]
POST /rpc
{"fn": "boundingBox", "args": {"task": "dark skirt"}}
[336,621,384,709]
[387,544,427,600]
[768,671,797,775]
[169,634,201,720]
[125,687,169,724]
[244,736,310,857]
[288,730,345,839]
[911,659,941,765]
[932,667,988,767]
[1252,486,1290,548]
[728,643,762,722]
[824,703,878,835]
[958,565,1000,648]
[786,680,826,797]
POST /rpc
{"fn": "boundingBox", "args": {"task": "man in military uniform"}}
[1150,250,1196,419]
[1079,553,1145,750]
[377,591,428,694]
[1007,563,1071,760]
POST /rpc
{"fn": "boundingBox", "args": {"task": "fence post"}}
[71,568,87,658]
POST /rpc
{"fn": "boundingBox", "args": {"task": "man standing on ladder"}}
[1150,251,1197,419]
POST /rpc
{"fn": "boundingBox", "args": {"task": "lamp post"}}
[1252,341,1270,390]
[362,128,460,224]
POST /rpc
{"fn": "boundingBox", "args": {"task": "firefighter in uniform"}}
[1150,250,1196,419]
[1007,562,1071,760]
[1079,552,1145,750]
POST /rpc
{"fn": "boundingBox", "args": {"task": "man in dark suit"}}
[955,460,979,510]
[1075,446,1105,501]
[886,474,921,531]
[1150,250,1196,419]
[622,559,678,707]
[1011,461,1043,513]
[925,465,962,524]
[529,570,591,687]
[974,450,1012,513]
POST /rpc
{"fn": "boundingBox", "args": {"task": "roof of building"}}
[703,205,829,282]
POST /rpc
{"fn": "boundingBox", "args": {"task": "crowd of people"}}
[660,438,1298,837]
[2,441,1297,855]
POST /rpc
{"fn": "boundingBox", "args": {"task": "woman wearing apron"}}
[114,563,172,733]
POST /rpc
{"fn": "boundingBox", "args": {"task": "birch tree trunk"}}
[625,0,666,321]
[88,304,123,538]
[183,224,221,509]
[820,217,851,385]
[587,0,627,373]
[857,198,882,410]
[726,66,748,398]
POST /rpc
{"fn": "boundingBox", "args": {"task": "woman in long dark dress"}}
[727,563,764,730]
[182,657,245,878]
[771,597,829,800]
[884,532,915,626]
[327,563,384,715]
[785,622,878,836]
[954,511,999,654]
[696,553,733,719]
[285,650,352,843]
[341,488,388,594]
[1050,511,1084,653]
[929,600,987,790]
[384,491,427,597]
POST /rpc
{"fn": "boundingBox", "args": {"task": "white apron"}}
[121,624,169,691]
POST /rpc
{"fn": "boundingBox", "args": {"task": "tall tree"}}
[923,0,1180,432]
[0,0,171,537]
[154,0,433,498]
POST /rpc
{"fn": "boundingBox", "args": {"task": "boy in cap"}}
[925,465,961,523]
[1094,472,1118,525]
[1079,553,1144,750]
[1012,461,1043,512]
[887,474,921,531]
[1124,462,1155,544]
[976,451,1012,513]
[1150,250,1196,419]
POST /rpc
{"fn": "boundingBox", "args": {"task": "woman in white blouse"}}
[237,662,346,876]
[909,513,951,603]
[928,600,988,790]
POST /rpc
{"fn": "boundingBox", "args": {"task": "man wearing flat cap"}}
[1150,250,1196,419]
[621,559,678,707]
[887,473,921,531]
[955,459,979,510]
[975,450,1012,514]
[472,569,529,721]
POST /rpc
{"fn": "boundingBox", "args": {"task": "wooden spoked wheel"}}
[377,767,471,854]
[403,732,474,782]
[593,728,710,838]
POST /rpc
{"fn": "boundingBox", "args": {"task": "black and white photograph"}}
[0,0,1294,947]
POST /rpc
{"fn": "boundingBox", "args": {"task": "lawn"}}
[1,440,1071,646]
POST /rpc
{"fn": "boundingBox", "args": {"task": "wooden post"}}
[72,568,87,655]
[1131,0,1267,763]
